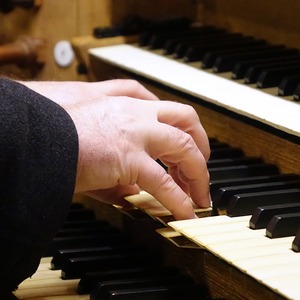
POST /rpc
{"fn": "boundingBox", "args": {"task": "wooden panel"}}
[71,35,139,81]
[2,1,300,80]
[0,1,78,80]
[27,1,78,80]
[0,0,197,80]
[110,0,196,24]
[0,0,118,80]
[77,0,112,36]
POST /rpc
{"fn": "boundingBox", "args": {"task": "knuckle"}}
[155,171,175,191]
[182,104,199,122]
[180,132,195,153]
[112,79,142,95]
[124,79,141,90]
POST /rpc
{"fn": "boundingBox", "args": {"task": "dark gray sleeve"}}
[0,78,79,293]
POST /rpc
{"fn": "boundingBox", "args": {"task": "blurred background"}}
[1,0,299,82]
[0,0,195,81]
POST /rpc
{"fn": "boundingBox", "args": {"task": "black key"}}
[69,202,85,209]
[163,27,224,50]
[266,212,300,238]
[52,246,113,270]
[209,163,279,181]
[91,282,207,300]
[97,16,192,39]
[173,33,245,58]
[208,141,229,149]
[245,61,300,84]
[138,18,192,46]
[293,83,300,101]
[91,274,187,297]
[203,42,276,69]
[214,180,300,210]
[170,25,221,37]
[292,229,300,252]
[164,29,226,54]
[139,30,167,47]
[185,36,262,62]
[51,244,144,270]
[91,275,207,300]
[175,32,244,58]
[232,52,300,79]
[78,266,180,294]
[61,252,161,279]
[148,27,215,49]
[66,208,95,221]
[207,156,262,168]
[91,278,167,299]
[210,174,300,196]
[257,66,300,88]
[209,147,244,159]
[55,225,119,238]
[278,75,300,96]
[92,286,165,300]
[45,232,128,256]
[61,219,110,229]
[227,188,300,217]
[211,45,286,72]
[250,203,300,229]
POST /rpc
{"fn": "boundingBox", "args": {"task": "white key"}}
[169,214,300,299]
[247,261,300,279]
[169,215,248,231]
[191,228,263,246]
[125,191,211,217]
[262,274,300,300]
[236,252,300,271]
[176,216,250,238]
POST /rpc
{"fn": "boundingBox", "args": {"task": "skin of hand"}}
[21,79,211,220]
[69,96,211,220]
[20,79,159,107]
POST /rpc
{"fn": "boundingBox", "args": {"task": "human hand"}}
[20,79,159,107]
[69,96,210,220]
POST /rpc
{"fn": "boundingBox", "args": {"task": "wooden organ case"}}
[16,1,300,300]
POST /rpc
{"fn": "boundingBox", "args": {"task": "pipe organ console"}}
[15,2,300,300]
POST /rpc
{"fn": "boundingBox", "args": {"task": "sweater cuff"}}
[0,78,79,292]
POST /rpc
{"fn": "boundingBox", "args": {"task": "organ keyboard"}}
[168,215,300,299]
[87,25,299,176]
[15,140,300,299]
[87,21,300,300]
[17,7,300,300]
[123,190,300,299]
[15,202,210,300]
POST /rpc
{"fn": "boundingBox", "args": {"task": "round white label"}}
[53,40,75,68]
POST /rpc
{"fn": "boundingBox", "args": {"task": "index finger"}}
[137,154,197,220]
[135,124,210,220]
[147,123,210,207]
